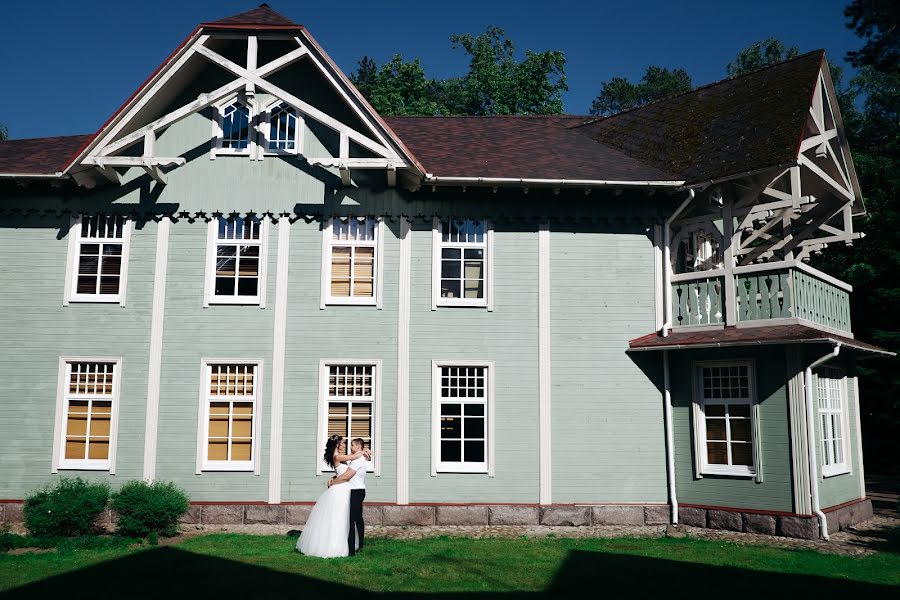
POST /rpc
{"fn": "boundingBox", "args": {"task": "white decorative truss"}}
[69,30,417,189]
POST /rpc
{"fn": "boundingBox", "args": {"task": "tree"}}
[726,37,799,78]
[589,66,692,116]
[844,0,899,71]
[349,27,567,116]
[0,123,7,141]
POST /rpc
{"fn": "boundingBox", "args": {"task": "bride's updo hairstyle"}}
[324,435,343,468]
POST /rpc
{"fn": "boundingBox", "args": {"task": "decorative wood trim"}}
[319,219,329,310]
[397,218,411,504]
[258,219,270,309]
[142,218,170,482]
[203,219,216,308]
[376,217,385,310]
[267,217,291,503]
[486,220,495,312]
[431,217,440,311]
[654,225,663,332]
[538,222,552,504]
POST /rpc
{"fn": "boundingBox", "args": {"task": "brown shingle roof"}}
[628,324,892,356]
[0,135,93,175]
[575,50,825,185]
[384,115,680,182]
[203,4,298,28]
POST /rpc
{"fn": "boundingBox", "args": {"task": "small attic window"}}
[265,102,300,154]
[213,98,253,156]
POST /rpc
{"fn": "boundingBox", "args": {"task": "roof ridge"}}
[576,49,826,127]
[384,114,593,119]
[0,133,92,143]
[202,3,299,28]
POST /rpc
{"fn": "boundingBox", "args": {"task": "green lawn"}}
[1,534,897,598]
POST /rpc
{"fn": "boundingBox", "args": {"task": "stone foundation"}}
[0,499,873,540]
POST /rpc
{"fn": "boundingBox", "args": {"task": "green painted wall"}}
[550,224,667,503]
[816,369,864,508]
[669,346,794,512]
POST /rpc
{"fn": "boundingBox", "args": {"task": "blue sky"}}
[0,0,860,139]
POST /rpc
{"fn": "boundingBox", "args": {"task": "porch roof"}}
[628,324,893,357]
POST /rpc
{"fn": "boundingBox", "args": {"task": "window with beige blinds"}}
[202,363,258,471]
[69,215,129,302]
[212,217,262,302]
[695,362,757,477]
[326,218,378,304]
[57,361,119,471]
[322,364,376,472]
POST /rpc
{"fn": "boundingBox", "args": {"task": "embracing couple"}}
[297,435,372,558]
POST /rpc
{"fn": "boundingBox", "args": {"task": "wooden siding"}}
[550,224,667,503]
[670,346,794,512]
[817,373,864,508]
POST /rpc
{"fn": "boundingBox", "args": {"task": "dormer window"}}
[265,102,300,154]
[213,98,253,156]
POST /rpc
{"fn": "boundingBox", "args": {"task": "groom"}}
[327,438,368,556]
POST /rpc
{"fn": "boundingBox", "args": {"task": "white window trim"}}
[64,215,132,306]
[817,367,852,478]
[203,217,269,307]
[320,217,383,308]
[52,356,123,473]
[431,217,494,311]
[261,100,304,157]
[431,360,495,476]
[316,359,382,476]
[692,359,758,478]
[211,96,259,160]
[195,358,264,474]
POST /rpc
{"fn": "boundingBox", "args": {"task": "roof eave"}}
[628,337,894,357]
[424,175,685,188]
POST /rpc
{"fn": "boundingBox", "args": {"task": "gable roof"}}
[385,116,679,183]
[203,4,298,28]
[0,135,93,176]
[574,50,826,185]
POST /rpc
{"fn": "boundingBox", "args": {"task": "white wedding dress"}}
[297,463,356,558]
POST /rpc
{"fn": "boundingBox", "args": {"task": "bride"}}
[297,435,370,558]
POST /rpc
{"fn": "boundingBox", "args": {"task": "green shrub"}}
[110,480,189,537]
[24,478,110,537]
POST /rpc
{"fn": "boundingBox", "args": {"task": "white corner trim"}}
[117,219,134,307]
[267,217,291,503]
[486,220,495,312]
[431,217,440,311]
[538,222,552,504]
[852,376,865,499]
[142,218,170,482]
[397,218,411,503]
[376,217,385,310]
[258,219,270,309]
[654,224,664,332]
[203,219,216,307]
[62,216,78,307]
[319,219,330,310]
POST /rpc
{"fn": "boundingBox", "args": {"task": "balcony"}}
[671,260,852,334]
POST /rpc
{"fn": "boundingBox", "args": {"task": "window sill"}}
[67,296,123,304]
[200,462,255,472]
[700,466,757,478]
[435,299,488,308]
[822,466,851,478]
[207,297,262,306]
[57,461,111,471]
[324,298,378,306]
[435,464,489,474]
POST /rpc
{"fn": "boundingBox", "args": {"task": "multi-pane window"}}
[435,364,491,473]
[202,363,258,471]
[817,368,849,476]
[695,362,757,476]
[57,361,118,470]
[437,219,488,306]
[266,103,299,152]
[325,218,378,304]
[220,100,251,152]
[69,215,129,302]
[323,364,375,472]
[208,216,264,304]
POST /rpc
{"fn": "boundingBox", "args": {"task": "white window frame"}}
[432,217,494,310]
[52,357,123,473]
[692,360,759,478]
[817,367,852,478]
[261,100,304,156]
[203,216,269,307]
[64,214,133,306]
[317,360,382,476]
[320,217,384,308]
[431,360,495,475]
[211,97,259,159]
[196,359,263,474]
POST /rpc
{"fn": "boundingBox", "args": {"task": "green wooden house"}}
[0,5,890,538]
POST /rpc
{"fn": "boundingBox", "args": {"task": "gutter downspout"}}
[662,190,695,337]
[663,350,678,525]
[805,343,842,540]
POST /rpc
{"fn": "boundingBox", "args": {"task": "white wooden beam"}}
[386,167,397,188]
[798,155,853,202]
[91,157,186,168]
[143,165,167,185]
[245,36,258,96]
[95,165,120,184]
[800,129,838,153]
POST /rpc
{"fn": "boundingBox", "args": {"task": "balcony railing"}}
[671,261,852,334]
